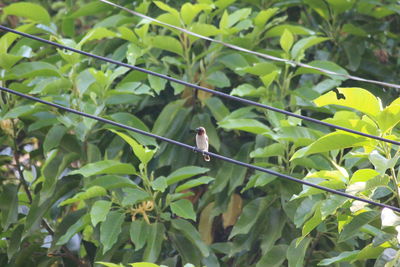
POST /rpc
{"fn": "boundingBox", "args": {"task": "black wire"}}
[0,85,399,213]
[1,25,399,147]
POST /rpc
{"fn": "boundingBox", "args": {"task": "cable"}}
[1,25,399,147]
[99,0,400,90]
[0,85,399,213]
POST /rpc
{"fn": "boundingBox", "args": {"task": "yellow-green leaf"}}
[314,87,381,119]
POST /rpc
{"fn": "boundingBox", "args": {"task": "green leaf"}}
[143,222,165,262]
[0,184,18,229]
[256,244,288,267]
[4,2,51,24]
[41,151,78,201]
[59,186,107,206]
[148,68,168,94]
[56,214,90,245]
[7,225,23,260]
[204,97,230,121]
[131,262,161,267]
[150,36,183,56]
[338,211,379,242]
[239,62,279,76]
[314,87,381,118]
[304,0,330,19]
[287,237,312,267]
[181,3,210,25]
[212,143,253,194]
[91,200,112,227]
[250,143,286,158]
[318,251,359,265]
[24,177,80,238]
[130,220,150,251]
[219,119,270,135]
[110,129,156,165]
[122,188,150,206]
[280,29,294,53]
[152,99,186,136]
[176,176,214,192]
[206,71,231,88]
[350,169,380,183]
[68,2,109,18]
[100,211,125,254]
[86,175,139,190]
[230,197,273,238]
[376,98,400,133]
[78,27,117,47]
[291,36,329,60]
[295,61,349,81]
[227,8,251,27]
[3,105,37,119]
[189,23,221,40]
[43,125,67,154]
[166,166,209,185]
[342,23,367,37]
[151,177,168,193]
[301,204,322,238]
[254,8,279,27]
[154,1,180,18]
[109,112,156,146]
[69,160,137,177]
[171,219,209,257]
[266,25,315,37]
[96,262,125,267]
[170,199,196,221]
[291,132,372,159]
[10,62,60,79]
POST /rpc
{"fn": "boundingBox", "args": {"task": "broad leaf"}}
[170,199,196,221]
[100,211,125,254]
[69,160,137,177]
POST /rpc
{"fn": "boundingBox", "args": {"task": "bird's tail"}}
[203,154,210,162]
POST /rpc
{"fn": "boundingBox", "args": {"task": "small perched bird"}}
[195,127,210,161]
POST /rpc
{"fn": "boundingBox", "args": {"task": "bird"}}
[195,127,210,161]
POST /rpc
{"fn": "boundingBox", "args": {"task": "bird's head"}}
[196,127,206,135]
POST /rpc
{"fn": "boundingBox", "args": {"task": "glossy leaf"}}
[110,129,156,165]
[171,219,209,257]
[130,220,150,251]
[175,176,214,192]
[143,222,165,262]
[4,2,51,24]
[86,175,139,190]
[166,166,209,185]
[69,160,137,177]
[59,186,107,206]
[100,211,125,254]
[218,119,270,135]
[314,87,381,118]
[291,131,371,159]
[170,199,196,221]
[287,238,311,267]
[280,29,294,53]
[338,211,379,242]
[91,200,112,227]
[150,36,183,56]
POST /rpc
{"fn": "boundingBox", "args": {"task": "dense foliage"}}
[1,0,400,266]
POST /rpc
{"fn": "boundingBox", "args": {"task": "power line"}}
[99,0,400,90]
[1,25,399,147]
[0,84,399,213]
